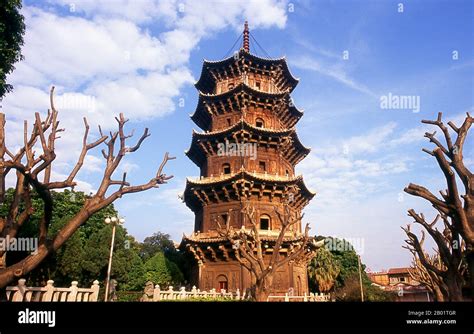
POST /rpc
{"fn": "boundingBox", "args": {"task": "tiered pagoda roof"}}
[190,82,304,131]
[185,120,310,167]
[195,48,299,95]
[183,169,315,213]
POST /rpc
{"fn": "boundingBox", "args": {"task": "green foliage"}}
[140,231,176,261]
[0,0,25,98]
[308,246,340,293]
[2,187,190,292]
[143,252,183,287]
[309,236,393,301]
[139,230,189,283]
[116,291,142,302]
[2,188,146,290]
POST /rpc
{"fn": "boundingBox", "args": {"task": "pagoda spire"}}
[243,21,249,52]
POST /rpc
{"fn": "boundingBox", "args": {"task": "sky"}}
[1,0,473,271]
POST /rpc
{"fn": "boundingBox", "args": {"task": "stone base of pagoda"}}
[192,257,309,296]
[181,238,310,296]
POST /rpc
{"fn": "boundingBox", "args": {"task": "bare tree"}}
[404,111,473,300]
[403,225,465,301]
[0,87,174,288]
[216,202,321,301]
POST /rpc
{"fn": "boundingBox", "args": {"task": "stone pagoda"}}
[180,22,315,295]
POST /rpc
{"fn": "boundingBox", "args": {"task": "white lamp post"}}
[104,216,125,301]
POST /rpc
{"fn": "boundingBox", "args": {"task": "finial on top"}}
[243,21,249,52]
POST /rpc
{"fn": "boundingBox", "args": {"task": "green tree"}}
[139,230,190,283]
[1,189,146,291]
[80,224,145,290]
[0,0,25,99]
[309,236,393,301]
[140,231,176,261]
[308,246,340,293]
[143,252,183,287]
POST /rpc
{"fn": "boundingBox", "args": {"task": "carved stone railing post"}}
[167,286,174,300]
[284,293,289,302]
[42,280,55,302]
[12,279,27,302]
[90,280,100,302]
[303,292,307,302]
[179,287,186,300]
[68,281,78,302]
[153,285,161,301]
[236,289,240,300]
[191,285,197,298]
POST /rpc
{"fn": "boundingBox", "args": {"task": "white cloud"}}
[292,55,377,97]
[48,0,179,24]
[1,0,288,189]
[343,122,397,154]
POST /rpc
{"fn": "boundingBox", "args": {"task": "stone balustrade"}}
[139,283,330,302]
[6,279,100,302]
[267,292,331,302]
[141,284,244,301]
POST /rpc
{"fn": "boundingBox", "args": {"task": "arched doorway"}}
[216,274,228,292]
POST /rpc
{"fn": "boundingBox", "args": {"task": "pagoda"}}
[180,22,315,295]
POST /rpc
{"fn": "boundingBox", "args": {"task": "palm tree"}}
[308,246,341,293]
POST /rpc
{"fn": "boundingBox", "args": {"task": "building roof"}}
[182,231,307,244]
[388,267,411,275]
[184,120,310,167]
[195,48,299,94]
[182,169,315,213]
[190,82,304,131]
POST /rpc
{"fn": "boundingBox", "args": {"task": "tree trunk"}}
[253,274,275,302]
[254,280,271,302]
[0,253,5,269]
[444,275,464,301]
[467,251,474,301]
[433,285,444,302]
[0,212,89,288]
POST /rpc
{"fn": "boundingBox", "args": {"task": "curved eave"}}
[185,123,310,167]
[290,131,311,164]
[181,233,307,245]
[190,84,304,130]
[297,177,316,199]
[183,171,315,212]
[194,120,294,139]
[185,170,312,188]
[195,49,299,93]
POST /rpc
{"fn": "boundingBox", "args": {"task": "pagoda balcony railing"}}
[191,229,301,240]
[192,170,296,184]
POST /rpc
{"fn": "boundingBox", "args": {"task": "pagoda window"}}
[228,83,234,90]
[259,161,266,172]
[223,163,231,174]
[260,215,270,230]
[226,117,232,126]
[255,118,264,128]
[255,81,261,90]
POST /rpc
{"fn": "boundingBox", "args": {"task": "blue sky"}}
[1,0,473,271]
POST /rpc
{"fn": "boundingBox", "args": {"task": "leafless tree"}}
[403,225,465,301]
[216,201,321,301]
[404,112,473,300]
[0,87,174,288]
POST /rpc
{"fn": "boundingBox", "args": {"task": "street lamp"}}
[104,216,125,301]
